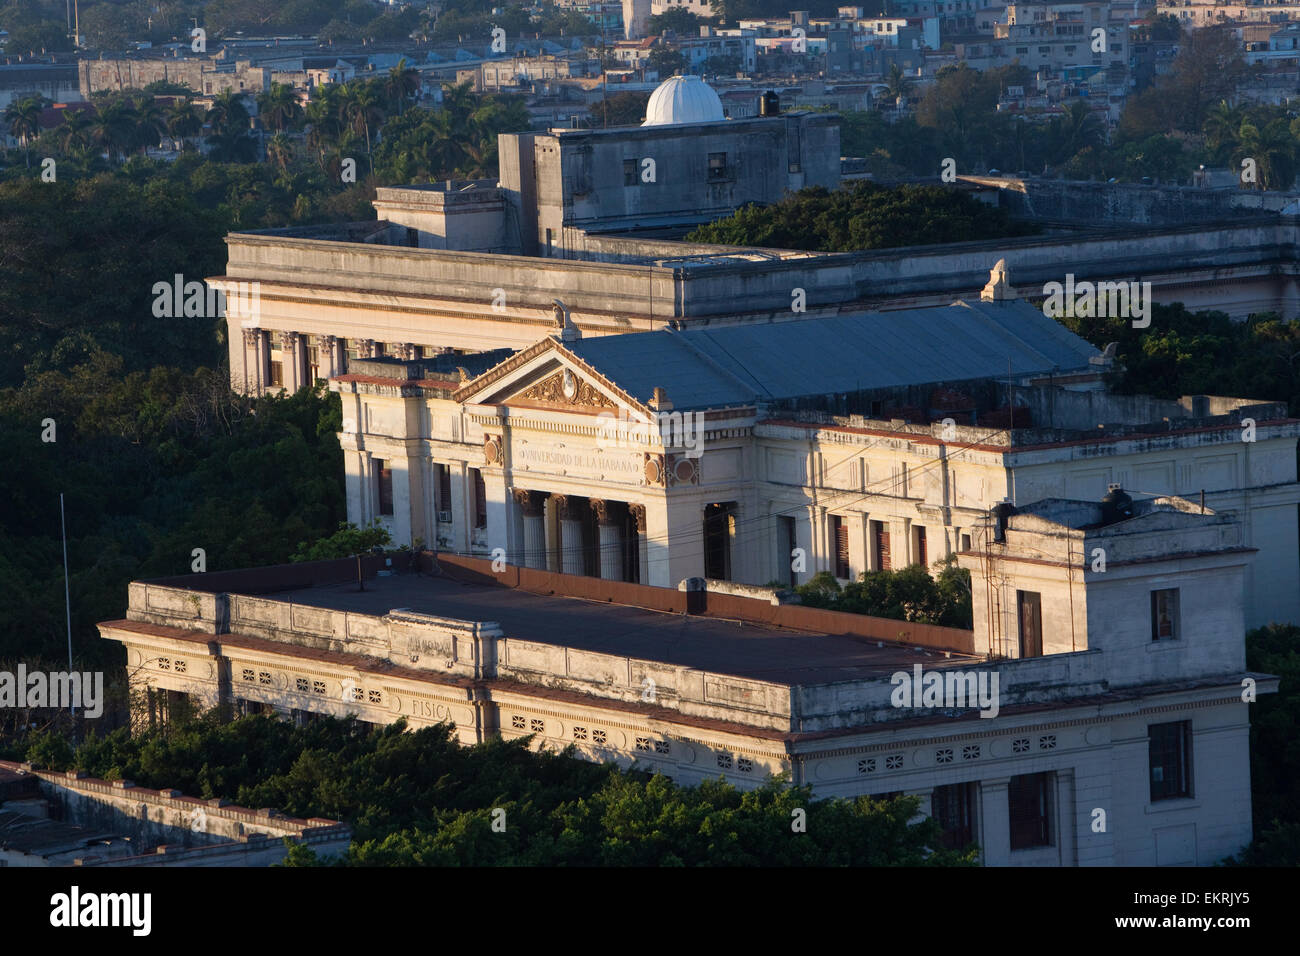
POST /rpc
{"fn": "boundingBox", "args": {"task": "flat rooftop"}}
[254,569,978,687]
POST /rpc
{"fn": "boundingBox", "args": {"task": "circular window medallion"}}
[562,369,577,401]
[644,456,664,485]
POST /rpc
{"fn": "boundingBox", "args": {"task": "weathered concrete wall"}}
[531,113,839,253]
[0,761,351,866]
[77,58,270,98]
[373,184,513,254]
[966,175,1300,226]
[0,64,80,111]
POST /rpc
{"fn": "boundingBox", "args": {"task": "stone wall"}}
[0,760,350,866]
[967,175,1300,226]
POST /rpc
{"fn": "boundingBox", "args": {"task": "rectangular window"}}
[780,515,797,587]
[872,520,891,571]
[436,464,453,519]
[1017,589,1042,658]
[623,158,638,186]
[1008,772,1052,849]
[832,515,850,579]
[471,467,487,529]
[708,151,728,180]
[1151,588,1179,641]
[932,782,977,849]
[1149,720,1192,802]
[308,345,320,383]
[375,458,394,516]
[344,340,358,371]
[961,533,972,552]
[269,361,284,388]
[914,525,927,568]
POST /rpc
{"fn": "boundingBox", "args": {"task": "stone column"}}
[592,499,623,581]
[259,330,272,394]
[1056,768,1076,867]
[980,777,1011,866]
[284,331,302,391]
[241,329,260,393]
[554,495,586,576]
[630,504,649,585]
[806,506,821,573]
[857,512,870,577]
[324,335,342,377]
[515,490,546,570]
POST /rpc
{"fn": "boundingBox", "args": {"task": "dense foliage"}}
[8,715,978,865]
[1055,302,1300,416]
[795,557,973,629]
[0,0,595,51]
[833,28,1299,189]
[0,373,345,668]
[686,181,1039,251]
[1224,624,1300,864]
[291,522,392,562]
[0,69,542,682]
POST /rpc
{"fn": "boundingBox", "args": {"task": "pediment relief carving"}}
[507,366,617,411]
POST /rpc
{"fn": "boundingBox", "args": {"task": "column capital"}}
[242,329,261,348]
[553,494,575,520]
[323,334,338,350]
[629,503,647,533]
[284,331,300,349]
[513,489,543,516]
[590,498,615,525]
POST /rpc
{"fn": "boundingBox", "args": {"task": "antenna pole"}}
[61,493,75,718]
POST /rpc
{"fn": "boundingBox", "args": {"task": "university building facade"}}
[100,486,1269,865]
[331,283,1300,629]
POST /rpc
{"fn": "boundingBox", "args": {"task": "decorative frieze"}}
[518,368,616,410]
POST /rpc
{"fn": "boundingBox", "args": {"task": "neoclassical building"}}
[100,488,1270,865]
[332,281,1300,629]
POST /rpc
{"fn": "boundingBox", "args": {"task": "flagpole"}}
[61,493,75,719]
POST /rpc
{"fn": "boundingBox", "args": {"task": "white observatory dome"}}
[641,75,725,127]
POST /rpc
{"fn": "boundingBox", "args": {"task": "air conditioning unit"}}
[437,510,453,523]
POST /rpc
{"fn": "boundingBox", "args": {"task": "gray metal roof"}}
[568,299,1101,410]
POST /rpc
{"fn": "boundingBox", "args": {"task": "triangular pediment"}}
[453,337,647,416]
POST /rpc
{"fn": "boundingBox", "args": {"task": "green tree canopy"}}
[685,182,1039,252]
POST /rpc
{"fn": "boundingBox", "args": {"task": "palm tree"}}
[257,82,302,133]
[885,63,913,107]
[339,81,385,165]
[205,128,258,163]
[130,95,167,154]
[54,109,92,159]
[266,131,294,172]
[166,100,203,150]
[304,87,344,165]
[206,90,250,137]
[426,107,467,177]
[1236,118,1297,190]
[87,100,137,162]
[4,96,44,167]
[385,59,420,115]
[1204,100,1243,165]
[1049,100,1104,165]
[439,81,476,127]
